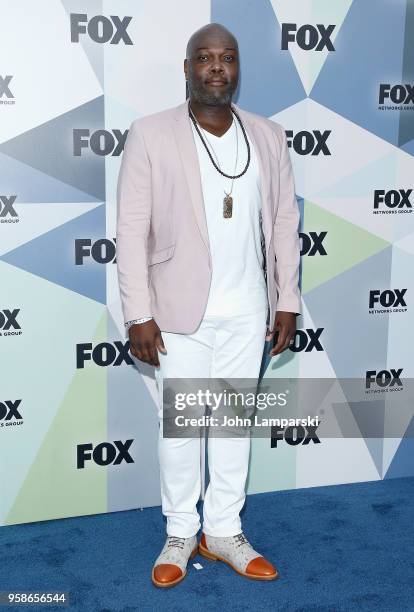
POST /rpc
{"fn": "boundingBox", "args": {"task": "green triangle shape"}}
[247,437,297,494]
[5,313,108,525]
[302,200,390,293]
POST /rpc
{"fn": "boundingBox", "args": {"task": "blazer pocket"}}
[148,244,175,266]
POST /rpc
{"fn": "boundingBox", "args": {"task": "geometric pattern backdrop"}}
[1,0,413,527]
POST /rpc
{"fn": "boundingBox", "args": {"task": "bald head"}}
[186,23,238,59]
[184,23,239,107]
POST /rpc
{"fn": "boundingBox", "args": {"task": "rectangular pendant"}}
[223,194,233,218]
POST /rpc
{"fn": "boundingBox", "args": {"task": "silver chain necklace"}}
[189,103,250,219]
[196,118,239,218]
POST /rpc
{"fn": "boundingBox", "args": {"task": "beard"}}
[187,78,235,106]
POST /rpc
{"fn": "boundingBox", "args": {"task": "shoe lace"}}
[167,536,186,550]
[234,532,249,548]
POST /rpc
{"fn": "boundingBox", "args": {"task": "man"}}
[116,23,301,588]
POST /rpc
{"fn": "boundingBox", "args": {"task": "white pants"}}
[154,308,268,538]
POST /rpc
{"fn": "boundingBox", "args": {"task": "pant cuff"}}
[166,527,201,538]
[202,527,242,538]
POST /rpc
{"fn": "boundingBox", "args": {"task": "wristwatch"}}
[124,317,153,330]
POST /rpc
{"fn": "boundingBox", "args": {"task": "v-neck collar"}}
[191,116,235,141]
[206,117,235,140]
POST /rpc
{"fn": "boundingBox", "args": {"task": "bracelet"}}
[124,317,153,329]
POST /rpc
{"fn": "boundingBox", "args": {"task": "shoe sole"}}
[198,542,279,581]
[151,546,199,588]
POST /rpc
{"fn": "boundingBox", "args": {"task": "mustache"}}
[205,78,230,84]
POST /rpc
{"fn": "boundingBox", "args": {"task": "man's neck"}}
[189,98,233,137]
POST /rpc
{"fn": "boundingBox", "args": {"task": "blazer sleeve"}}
[273,125,302,316]
[116,120,153,324]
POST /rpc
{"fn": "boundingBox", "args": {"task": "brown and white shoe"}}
[151,535,198,588]
[199,532,278,580]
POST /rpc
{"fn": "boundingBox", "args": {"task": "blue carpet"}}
[1,477,413,611]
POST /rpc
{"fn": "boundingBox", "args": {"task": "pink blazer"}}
[116,99,301,333]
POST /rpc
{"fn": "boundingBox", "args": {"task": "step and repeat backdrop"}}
[1,0,413,526]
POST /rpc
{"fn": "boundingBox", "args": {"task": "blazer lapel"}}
[172,101,210,252]
[233,102,273,253]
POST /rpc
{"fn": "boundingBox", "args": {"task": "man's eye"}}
[224,56,234,61]
[198,55,208,60]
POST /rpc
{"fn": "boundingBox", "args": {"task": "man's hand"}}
[129,319,167,367]
[265,311,296,356]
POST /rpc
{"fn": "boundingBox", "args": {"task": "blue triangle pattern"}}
[384,416,414,478]
[0,97,105,201]
[1,205,107,303]
[0,152,100,204]
[311,0,406,147]
[212,0,306,117]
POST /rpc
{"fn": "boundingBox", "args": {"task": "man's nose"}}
[210,60,225,73]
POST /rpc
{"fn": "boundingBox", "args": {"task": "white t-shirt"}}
[190,115,268,317]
